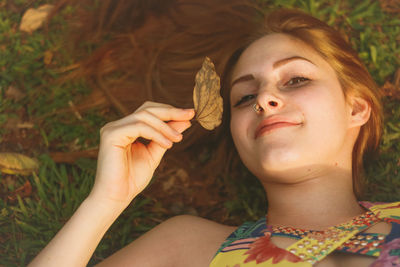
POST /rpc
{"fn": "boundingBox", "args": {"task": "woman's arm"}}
[28,102,194,267]
[28,196,125,267]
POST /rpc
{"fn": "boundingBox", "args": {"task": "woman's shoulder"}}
[162,215,238,249]
[159,214,237,242]
[153,215,238,266]
[97,215,237,267]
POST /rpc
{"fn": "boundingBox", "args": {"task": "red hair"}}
[53,2,381,199]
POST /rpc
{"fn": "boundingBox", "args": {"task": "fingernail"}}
[164,139,173,147]
[175,134,183,141]
[184,109,195,115]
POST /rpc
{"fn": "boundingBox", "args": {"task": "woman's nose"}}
[253,90,284,114]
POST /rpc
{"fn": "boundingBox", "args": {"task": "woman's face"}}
[229,33,358,182]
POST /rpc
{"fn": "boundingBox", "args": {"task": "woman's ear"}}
[349,96,371,128]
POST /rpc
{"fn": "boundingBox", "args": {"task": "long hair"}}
[51,0,262,147]
[50,0,264,219]
[52,2,381,200]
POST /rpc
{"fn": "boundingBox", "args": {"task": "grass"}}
[0,0,400,266]
[0,155,158,266]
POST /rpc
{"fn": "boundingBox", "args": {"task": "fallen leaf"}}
[19,4,54,33]
[5,86,25,101]
[193,57,223,130]
[17,122,34,129]
[0,153,39,176]
[7,180,32,201]
[43,50,53,65]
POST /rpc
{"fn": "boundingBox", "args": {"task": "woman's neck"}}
[262,167,365,231]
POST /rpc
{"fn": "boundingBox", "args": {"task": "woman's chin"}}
[247,154,313,181]
[258,150,301,169]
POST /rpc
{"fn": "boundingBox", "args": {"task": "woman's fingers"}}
[116,103,194,125]
[92,102,194,204]
[146,107,195,122]
[145,120,192,162]
[168,120,192,133]
[99,101,194,162]
[101,121,174,149]
[101,105,194,149]
[133,110,185,142]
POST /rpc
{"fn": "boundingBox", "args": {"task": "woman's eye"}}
[234,94,256,107]
[285,76,310,86]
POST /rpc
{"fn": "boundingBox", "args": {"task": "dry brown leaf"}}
[43,50,53,65]
[19,4,54,33]
[0,152,39,176]
[17,122,34,129]
[193,57,223,130]
[7,180,32,201]
[5,86,25,101]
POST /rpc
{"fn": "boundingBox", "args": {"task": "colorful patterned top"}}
[210,202,400,267]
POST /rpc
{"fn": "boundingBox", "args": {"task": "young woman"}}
[29,5,400,267]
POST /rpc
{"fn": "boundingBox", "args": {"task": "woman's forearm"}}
[28,196,127,267]
[28,105,194,267]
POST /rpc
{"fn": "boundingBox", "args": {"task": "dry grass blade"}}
[193,57,223,130]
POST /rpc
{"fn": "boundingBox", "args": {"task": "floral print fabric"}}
[209,201,400,267]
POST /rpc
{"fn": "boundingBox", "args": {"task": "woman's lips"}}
[256,122,299,137]
[255,117,302,138]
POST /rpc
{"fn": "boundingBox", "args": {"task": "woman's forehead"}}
[230,33,331,84]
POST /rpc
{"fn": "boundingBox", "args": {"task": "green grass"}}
[0,155,158,266]
[1,0,400,266]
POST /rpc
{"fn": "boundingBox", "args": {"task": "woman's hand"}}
[28,102,194,267]
[89,101,194,208]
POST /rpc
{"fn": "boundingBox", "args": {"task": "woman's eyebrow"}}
[231,74,254,88]
[230,56,315,88]
[273,56,315,69]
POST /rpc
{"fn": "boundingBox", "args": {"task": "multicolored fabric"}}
[209,201,400,267]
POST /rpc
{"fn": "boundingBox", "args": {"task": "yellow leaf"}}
[44,50,53,65]
[19,4,54,33]
[0,153,39,176]
[193,57,223,130]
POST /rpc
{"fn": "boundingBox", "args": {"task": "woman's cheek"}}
[230,113,246,144]
[232,112,253,151]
